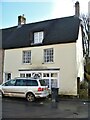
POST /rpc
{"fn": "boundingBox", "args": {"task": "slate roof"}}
[1,16,80,49]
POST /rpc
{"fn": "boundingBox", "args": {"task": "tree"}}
[80,14,90,81]
[80,14,89,57]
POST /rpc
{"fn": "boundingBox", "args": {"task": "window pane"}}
[31,80,38,86]
[39,80,46,86]
[5,80,16,86]
[26,80,32,86]
[20,74,25,77]
[26,80,38,86]
[43,73,49,77]
[51,79,57,88]
[23,50,31,63]
[51,73,57,77]
[15,79,26,86]
[34,31,44,44]
[26,74,31,78]
[44,48,53,63]
[44,79,49,87]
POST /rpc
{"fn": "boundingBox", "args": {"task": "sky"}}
[0,0,90,29]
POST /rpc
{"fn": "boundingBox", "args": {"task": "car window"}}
[39,80,47,86]
[3,80,16,86]
[15,79,26,86]
[26,80,38,86]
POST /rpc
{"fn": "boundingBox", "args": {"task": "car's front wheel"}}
[26,93,35,102]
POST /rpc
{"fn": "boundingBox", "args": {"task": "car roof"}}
[15,77,42,80]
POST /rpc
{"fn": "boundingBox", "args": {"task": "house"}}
[2,15,85,96]
[1,2,89,96]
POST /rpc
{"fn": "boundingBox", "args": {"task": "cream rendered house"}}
[2,15,86,96]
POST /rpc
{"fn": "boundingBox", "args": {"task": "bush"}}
[79,81,88,99]
[79,89,88,99]
[80,80,88,89]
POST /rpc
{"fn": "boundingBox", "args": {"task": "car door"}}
[26,80,39,94]
[2,79,16,96]
[13,79,27,97]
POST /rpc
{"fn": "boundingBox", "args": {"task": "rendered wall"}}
[4,43,78,95]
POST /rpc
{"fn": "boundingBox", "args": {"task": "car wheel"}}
[26,93,35,102]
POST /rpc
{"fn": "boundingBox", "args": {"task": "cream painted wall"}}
[4,43,77,95]
[76,26,84,81]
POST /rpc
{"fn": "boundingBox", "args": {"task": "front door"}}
[5,73,11,81]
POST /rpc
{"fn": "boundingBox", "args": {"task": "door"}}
[5,73,11,81]
[12,79,27,97]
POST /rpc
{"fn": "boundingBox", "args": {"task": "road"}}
[1,96,89,119]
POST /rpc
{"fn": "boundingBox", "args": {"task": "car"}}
[0,77,49,102]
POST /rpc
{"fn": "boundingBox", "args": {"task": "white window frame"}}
[19,70,59,89]
[44,48,54,63]
[22,50,31,64]
[34,31,44,44]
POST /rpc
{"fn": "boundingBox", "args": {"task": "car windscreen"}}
[39,80,47,86]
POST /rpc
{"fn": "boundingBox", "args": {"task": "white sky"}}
[51,0,89,18]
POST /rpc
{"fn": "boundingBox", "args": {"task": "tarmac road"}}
[1,97,89,119]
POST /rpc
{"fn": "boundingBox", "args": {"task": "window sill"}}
[22,63,32,65]
[31,43,42,45]
[42,62,54,64]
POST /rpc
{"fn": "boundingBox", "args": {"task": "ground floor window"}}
[5,73,11,81]
[19,70,59,89]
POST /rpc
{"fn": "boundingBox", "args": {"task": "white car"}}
[0,77,49,102]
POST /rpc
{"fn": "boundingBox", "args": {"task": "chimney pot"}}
[75,1,80,17]
[18,14,26,26]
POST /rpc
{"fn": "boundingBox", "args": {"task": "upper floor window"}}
[34,31,44,44]
[44,48,54,63]
[23,50,31,64]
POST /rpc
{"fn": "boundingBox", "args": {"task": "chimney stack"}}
[75,1,80,17]
[18,14,26,27]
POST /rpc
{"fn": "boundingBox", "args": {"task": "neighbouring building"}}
[0,27,4,84]
[0,49,4,84]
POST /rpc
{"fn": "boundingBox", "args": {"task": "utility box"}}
[51,79,59,102]
[51,88,59,102]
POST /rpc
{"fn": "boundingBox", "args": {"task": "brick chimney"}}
[18,14,26,26]
[75,1,80,17]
